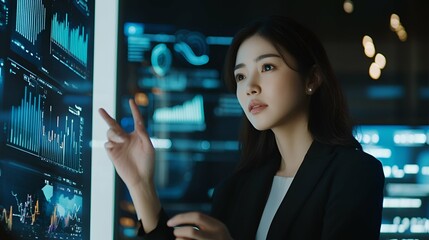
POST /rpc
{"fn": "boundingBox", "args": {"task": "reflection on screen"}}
[0,0,94,239]
[116,22,242,238]
[355,125,429,238]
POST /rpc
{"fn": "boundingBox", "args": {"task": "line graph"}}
[0,192,40,231]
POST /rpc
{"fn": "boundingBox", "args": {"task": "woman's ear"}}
[305,65,322,95]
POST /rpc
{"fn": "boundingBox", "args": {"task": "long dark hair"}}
[223,15,359,171]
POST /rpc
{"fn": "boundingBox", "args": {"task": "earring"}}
[306,88,313,95]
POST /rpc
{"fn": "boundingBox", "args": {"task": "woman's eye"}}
[262,64,274,72]
[235,74,245,82]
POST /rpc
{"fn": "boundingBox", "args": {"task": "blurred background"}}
[114,0,429,239]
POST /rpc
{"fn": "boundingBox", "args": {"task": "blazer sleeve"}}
[137,208,175,240]
[321,150,385,240]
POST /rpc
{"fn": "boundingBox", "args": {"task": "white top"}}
[256,176,294,240]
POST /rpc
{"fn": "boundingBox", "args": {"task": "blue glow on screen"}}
[0,0,95,239]
[115,21,242,238]
[366,85,404,99]
[355,125,429,236]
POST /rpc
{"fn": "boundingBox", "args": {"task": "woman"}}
[99,15,385,239]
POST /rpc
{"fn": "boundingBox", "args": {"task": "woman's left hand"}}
[167,212,233,240]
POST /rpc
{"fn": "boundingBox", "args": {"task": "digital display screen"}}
[115,22,242,238]
[0,0,94,239]
[120,22,242,200]
[356,125,429,239]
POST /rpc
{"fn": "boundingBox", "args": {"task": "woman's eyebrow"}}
[255,53,282,62]
[234,63,245,71]
[234,53,282,71]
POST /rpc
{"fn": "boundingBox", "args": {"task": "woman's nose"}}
[247,88,259,95]
[246,75,261,95]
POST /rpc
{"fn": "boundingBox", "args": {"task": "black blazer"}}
[141,140,385,239]
[211,140,385,239]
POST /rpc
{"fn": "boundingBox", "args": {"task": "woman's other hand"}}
[167,212,233,240]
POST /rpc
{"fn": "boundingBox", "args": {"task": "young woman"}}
[99,15,385,239]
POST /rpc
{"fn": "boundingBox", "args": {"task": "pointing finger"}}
[98,108,120,128]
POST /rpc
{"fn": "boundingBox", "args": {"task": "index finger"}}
[98,108,119,128]
[128,99,146,130]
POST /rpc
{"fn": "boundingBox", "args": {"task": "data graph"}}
[153,95,205,124]
[15,0,46,45]
[0,192,40,231]
[39,105,83,172]
[48,194,82,234]
[8,86,42,154]
[12,192,40,226]
[5,60,84,173]
[51,13,88,66]
[152,95,206,132]
[8,87,84,172]
[0,161,86,239]
[0,0,93,238]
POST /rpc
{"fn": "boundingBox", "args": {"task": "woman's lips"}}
[248,101,268,114]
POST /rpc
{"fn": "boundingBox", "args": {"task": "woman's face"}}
[234,34,309,131]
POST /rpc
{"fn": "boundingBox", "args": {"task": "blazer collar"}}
[230,140,336,238]
[230,151,280,238]
[267,140,337,238]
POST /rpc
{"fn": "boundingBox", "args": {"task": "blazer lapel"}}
[232,158,279,239]
[267,141,337,238]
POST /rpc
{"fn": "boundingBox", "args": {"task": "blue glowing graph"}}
[0,0,93,238]
[10,0,47,63]
[51,13,88,66]
[6,60,84,173]
[48,192,83,234]
[124,22,210,67]
[7,87,84,172]
[0,161,85,238]
[153,95,205,124]
[355,125,429,236]
[15,0,46,45]
[8,0,92,80]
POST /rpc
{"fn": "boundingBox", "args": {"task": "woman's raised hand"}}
[99,99,161,232]
[98,99,155,188]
